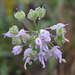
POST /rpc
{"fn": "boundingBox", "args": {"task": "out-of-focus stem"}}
[33,21,39,32]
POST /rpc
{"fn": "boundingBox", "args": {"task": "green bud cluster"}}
[27,7,46,21]
[14,10,25,21]
[12,36,21,45]
[22,33,30,43]
[35,7,46,20]
[27,9,37,21]
[54,27,66,45]
[9,25,19,35]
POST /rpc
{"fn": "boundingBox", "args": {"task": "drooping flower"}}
[12,45,22,55]
[23,48,37,69]
[51,46,62,63]
[50,23,68,30]
[38,51,46,68]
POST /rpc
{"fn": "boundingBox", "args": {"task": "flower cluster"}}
[4,7,69,70]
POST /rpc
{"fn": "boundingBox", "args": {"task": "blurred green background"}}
[0,0,75,75]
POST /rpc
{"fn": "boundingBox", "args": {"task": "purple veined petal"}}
[44,56,48,62]
[39,55,42,62]
[43,43,49,51]
[24,57,30,69]
[41,57,45,68]
[51,46,62,63]
[4,31,14,38]
[16,29,26,37]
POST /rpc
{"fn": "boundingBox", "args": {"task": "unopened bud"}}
[35,7,46,20]
[22,33,30,43]
[14,10,25,21]
[12,36,21,45]
[27,9,37,20]
[9,25,19,35]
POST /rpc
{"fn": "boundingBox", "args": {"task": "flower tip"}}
[42,66,45,68]
[24,67,27,70]
[62,59,66,63]
[65,39,69,42]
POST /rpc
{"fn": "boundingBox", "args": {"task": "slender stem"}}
[33,21,39,32]
[47,43,53,48]
[22,20,32,31]
[49,42,54,47]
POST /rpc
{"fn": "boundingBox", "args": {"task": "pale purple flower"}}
[23,48,37,69]
[39,29,51,42]
[12,45,22,55]
[4,31,14,38]
[35,38,42,46]
[39,29,50,37]
[16,29,26,36]
[50,23,68,30]
[51,46,62,63]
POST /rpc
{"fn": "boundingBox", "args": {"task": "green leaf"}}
[37,47,40,53]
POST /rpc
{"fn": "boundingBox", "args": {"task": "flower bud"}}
[27,9,37,21]
[56,27,66,36]
[14,10,25,21]
[22,33,30,43]
[12,36,21,45]
[35,7,46,20]
[9,25,19,35]
[54,35,65,45]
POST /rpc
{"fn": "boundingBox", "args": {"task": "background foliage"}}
[0,0,75,75]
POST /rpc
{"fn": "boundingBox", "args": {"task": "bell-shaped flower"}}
[51,46,62,63]
[14,10,25,21]
[12,45,22,55]
[23,48,37,69]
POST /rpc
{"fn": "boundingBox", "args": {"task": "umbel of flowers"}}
[4,7,69,70]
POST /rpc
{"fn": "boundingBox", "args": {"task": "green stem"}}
[33,21,39,32]
[49,42,54,47]
[22,20,32,31]
[47,43,53,49]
